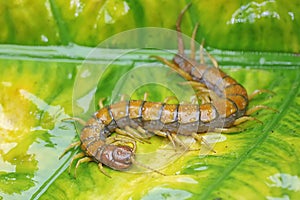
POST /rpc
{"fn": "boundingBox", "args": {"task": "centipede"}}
[60,3,274,177]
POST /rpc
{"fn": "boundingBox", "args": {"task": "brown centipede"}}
[153,3,274,131]
[61,3,274,177]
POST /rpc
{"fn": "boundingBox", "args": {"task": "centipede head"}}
[99,144,134,171]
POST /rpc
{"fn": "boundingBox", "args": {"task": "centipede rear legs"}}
[157,4,277,134]
[151,44,210,104]
[152,17,213,105]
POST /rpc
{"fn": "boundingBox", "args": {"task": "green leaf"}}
[0,1,300,200]
[0,44,300,199]
[0,0,299,52]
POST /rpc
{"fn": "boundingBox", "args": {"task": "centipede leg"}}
[246,105,278,115]
[74,157,93,178]
[191,133,215,153]
[200,40,205,64]
[185,81,211,99]
[153,130,170,139]
[69,152,85,175]
[153,130,176,149]
[115,128,144,143]
[167,133,177,150]
[59,141,81,159]
[152,55,193,81]
[136,126,152,138]
[120,94,130,101]
[98,97,106,109]
[233,116,263,126]
[199,40,219,68]
[196,92,211,104]
[171,134,189,150]
[143,92,148,101]
[213,127,243,133]
[189,95,199,104]
[125,126,151,141]
[190,23,199,61]
[179,81,211,103]
[179,81,208,91]
[154,130,187,150]
[163,96,179,104]
[206,51,219,68]
[98,163,112,178]
[115,127,150,144]
[248,89,276,100]
[153,56,212,104]
[106,135,137,152]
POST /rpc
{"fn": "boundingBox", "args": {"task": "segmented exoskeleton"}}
[61,3,273,177]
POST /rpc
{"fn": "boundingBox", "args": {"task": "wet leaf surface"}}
[0,1,300,200]
[0,47,299,200]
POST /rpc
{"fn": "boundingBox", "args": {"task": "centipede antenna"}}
[176,2,192,55]
[131,157,166,176]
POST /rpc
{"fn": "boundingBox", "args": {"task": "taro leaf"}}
[0,0,300,200]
